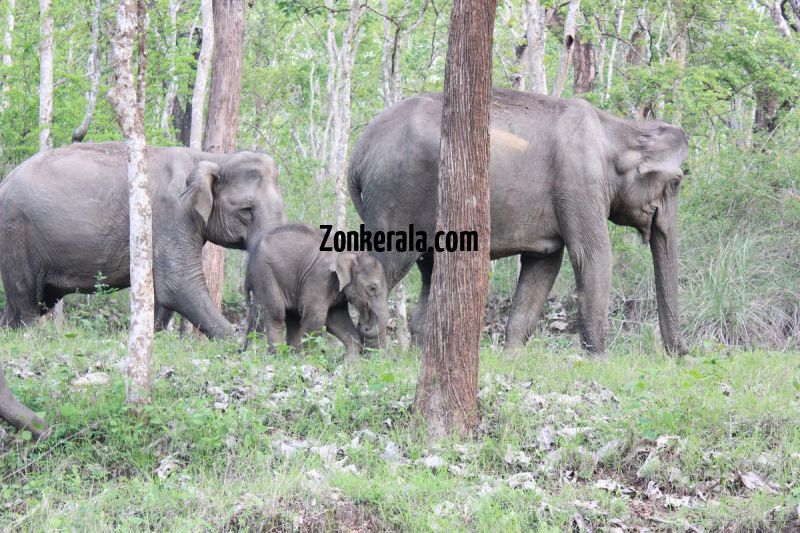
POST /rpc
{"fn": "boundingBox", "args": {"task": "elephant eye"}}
[367,284,378,294]
[238,206,254,220]
[668,178,681,195]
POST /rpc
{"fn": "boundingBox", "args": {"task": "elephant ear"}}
[635,124,688,179]
[180,161,220,224]
[330,252,358,292]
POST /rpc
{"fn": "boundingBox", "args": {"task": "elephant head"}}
[182,152,286,249]
[610,121,689,354]
[331,252,390,349]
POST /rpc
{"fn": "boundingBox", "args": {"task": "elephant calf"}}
[243,224,390,362]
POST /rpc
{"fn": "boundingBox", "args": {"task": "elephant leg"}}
[285,313,302,348]
[325,305,362,364]
[296,306,328,352]
[264,316,286,354]
[564,229,612,355]
[154,303,174,332]
[0,367,48,438]
[0,266,44,328]
[154,244,234,339]
[505,249,564,349]
[409,253,433,348]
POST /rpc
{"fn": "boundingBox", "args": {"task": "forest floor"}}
[1,324,799,532]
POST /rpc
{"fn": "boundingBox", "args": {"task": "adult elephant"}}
[348,89,688,355]
[0,141,286,338]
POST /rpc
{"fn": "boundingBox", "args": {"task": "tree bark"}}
[200,0,245,312]
[572,35,595,94]
[604,0,625,101]
[379,0,425,349]
[414,0,496,439]
[320,0,365,231]
[72,0,102,142]
[2,0,13,69]
[190,0,214,150]
[551,0,580,98]
[159,0,182,134]
[108,0,155,406]
[767,0,793,37]
[38,0,53,151]
[1,0,15,111]
[525,0,547,94]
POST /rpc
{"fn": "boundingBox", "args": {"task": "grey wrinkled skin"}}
[0,141,286,338]
[348,89,688,355]
[243,224,389,363]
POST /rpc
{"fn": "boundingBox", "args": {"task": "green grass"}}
[2,323,798,531]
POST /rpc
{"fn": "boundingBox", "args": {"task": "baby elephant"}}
[244,224,390,361]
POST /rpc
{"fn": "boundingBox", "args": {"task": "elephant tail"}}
[347,154,366,221]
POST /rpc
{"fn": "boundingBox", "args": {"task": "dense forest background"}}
[0,0,798,350]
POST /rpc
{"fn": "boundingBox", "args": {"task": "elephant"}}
[243,224,390,362]
[348,88,689,355]
[0,141,286,338]
[0,366,48,438]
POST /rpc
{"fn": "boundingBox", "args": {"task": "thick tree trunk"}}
[38,0,53,151]
[414,0,496,439]
[190,0,214,150]
[72,0,102,142]
[108,0,155,405]
[551,0,580,98]
[200,0,245,312]
[572,35,595,94]
[525,0,547,94]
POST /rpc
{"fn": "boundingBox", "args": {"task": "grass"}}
[1,322,799,531]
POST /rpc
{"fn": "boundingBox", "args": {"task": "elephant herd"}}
[0,88,689,437]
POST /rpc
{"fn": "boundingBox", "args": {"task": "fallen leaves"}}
[737,471,780,493]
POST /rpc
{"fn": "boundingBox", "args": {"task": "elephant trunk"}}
[649,197,687,355]
[0,367,49,438]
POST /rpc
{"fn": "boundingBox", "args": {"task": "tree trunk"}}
[1,0,15,111]
[108,0,155,405]
[190,0,214,150]
[379,0,425,349]
[604,0,625,101]
[768,0,792,37]
[180,0,214,335]
[38,0,53,151]
[2,0,13,69]
[525,0,547,94]
[159,0,182,134]
[671,19,687,125]
[321,0,365,231]
[551,0,580,98]
[572,35,595,94]
[72,0,102,142]
[414,0,496,439]
[200,0,245,312]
